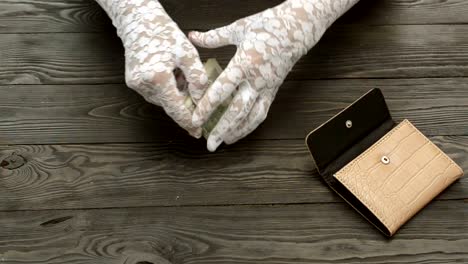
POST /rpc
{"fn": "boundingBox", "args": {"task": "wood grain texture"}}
[0,84,188,145]
[2,24,468,85]
[0,201,466,263]
[0,33,125,85]
[0,0,466,261]
[0,136,465,210]
[0,0,110,33]
[341,0,468,25]
[0,80,466,145]
[2,0,468,33]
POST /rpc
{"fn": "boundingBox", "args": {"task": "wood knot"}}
[1,153,26,170]
[40,216,74,227]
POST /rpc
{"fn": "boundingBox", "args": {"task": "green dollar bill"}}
[183,59,233,139]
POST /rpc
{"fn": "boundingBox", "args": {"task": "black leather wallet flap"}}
[306,88,396,236]
[306,88,393,174]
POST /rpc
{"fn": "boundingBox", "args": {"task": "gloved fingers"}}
[189,23,239,48]
[206,81,258,152]
[148,71,202,138]
[177,51,209,102]
[223,96,271,145]
[192,57,245,127]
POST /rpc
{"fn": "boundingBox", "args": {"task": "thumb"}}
[189,24,239,49]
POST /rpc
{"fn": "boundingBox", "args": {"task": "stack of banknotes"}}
[178,59,233,139]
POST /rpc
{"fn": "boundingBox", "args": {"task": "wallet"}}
[305,88,464,236]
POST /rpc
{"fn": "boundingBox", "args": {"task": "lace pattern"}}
[189,0,359,151]
[96,0,208,138]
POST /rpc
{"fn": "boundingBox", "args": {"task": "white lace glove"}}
[96,0,208,138]
[189,0,359,151]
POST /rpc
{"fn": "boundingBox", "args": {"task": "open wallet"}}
[305,88,464,236]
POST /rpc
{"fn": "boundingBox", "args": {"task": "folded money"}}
[180,59,233,139]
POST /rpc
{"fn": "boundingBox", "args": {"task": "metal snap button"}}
[381,156,390,165]
[346,120,353,129]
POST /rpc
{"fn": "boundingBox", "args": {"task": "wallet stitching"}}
[337,120,462,176]
[338,164,391,229]
[408,160,451,207]
[405,121,464,176]
[335,119,464,233]
[335,121,411,230]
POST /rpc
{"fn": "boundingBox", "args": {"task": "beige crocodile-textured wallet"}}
[306,89,464,236]
[335,119,463,236]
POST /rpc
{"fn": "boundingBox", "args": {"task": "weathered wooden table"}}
[0,0,466,263]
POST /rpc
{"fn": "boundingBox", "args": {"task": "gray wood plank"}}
[0,33,125,85]
[0,137,465,210]
[341,0,468,25]
[0,0,109,33]
[0,201,466,263]
[2,0,468,33]
[2,25,468,85]
[0,79,466,145]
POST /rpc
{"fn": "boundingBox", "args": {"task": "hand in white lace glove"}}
[189,0,358,151]
[96,0,208,138]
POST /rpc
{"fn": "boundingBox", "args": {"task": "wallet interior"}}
[306,89,396,236]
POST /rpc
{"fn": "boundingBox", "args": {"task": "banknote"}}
[178,59,234,139]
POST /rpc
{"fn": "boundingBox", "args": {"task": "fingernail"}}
[207,136,223,152]
[224,138,234,145]
[189,31,198,40]
[190,128,202,139]
[200,73,208,86]
[192,112,203,127]
[194,129,202,139]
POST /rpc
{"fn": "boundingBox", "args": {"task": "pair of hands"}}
[99,0,358,151]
